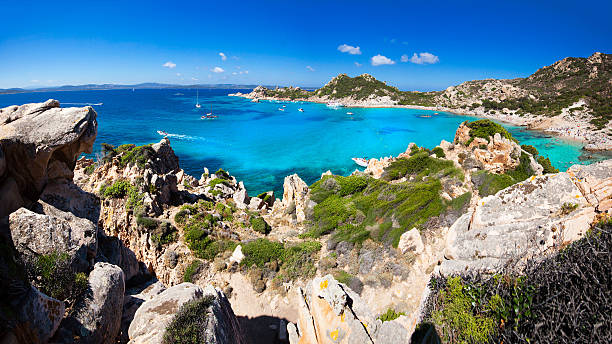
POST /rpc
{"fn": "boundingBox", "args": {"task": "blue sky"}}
[1,0,610,90]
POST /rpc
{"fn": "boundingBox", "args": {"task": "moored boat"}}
[298,108,304,112]
[352,157,369,167]
[327,102,343,108]
[157,130,169,136]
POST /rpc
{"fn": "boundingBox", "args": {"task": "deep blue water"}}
[1,89,609,196]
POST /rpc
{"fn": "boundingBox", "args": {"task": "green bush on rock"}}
[162,295,215,344]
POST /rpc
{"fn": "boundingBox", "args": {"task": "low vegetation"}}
[465,119,516,145]
[239,238,322,282]
[377,308,406,323]
[99,179,145,211]
[183,260,203,283]
[24,252,88,309]
[472,153,535,196]
[415,223,611,343]
[304,150,467,247]
[163,295,215,344]
[101,143,155,168]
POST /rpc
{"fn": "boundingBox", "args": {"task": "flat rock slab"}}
[441,172,595,274]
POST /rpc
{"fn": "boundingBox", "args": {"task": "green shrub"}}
[183,260,202,283]
[214,168,230,180]
[137,216,159,230]
[560,202,579,215]
[279,241,322,281]
[163,296,215,344]
[332,270,354,285]
[119,144,155,169]
[25,252,88,305]
[84,164,96,175]
[465,119,516,145]
[521,144,539,156]
[378,308,406,323]
[241,239,284,268]
[432,146,446,158]
[101,180,131,198]
[537,156,559,174]
[151,222,179,246]
[250,216,271,234]
[208,178,230,189]
[430,276,500,343]
[449,192,472,211]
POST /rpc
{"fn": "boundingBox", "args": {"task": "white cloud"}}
[191,77,198,81]
[306,65,315,72]
[243,70,249,74]
[211,66,224,73]
[219,52,227,61]
[30,79,40,83]
[371,54,395,66]
[232,72,238,75]
[354,62,362,67]
[338,44,362,55]
[163,61,176,69]
[176,73,182,76]
[408,52,440,65]
[401,54,409,63]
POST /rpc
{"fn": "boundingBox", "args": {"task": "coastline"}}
[229,92,612,152]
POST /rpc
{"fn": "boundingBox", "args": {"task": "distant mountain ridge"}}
[0,83,270,95]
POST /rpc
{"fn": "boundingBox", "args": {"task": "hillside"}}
[436,52,612,128]
[237,52,611,134]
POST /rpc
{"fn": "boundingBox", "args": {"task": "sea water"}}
[1,89,608,196]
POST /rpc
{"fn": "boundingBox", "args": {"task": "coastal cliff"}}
[1,100,610,344]
[232,52,612,151]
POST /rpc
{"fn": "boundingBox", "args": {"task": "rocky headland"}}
[231,52,612,151]
[1,100,610,343]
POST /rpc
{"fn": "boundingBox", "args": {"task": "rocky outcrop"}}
[9,202,97,273]
[441,172,598,274]
[271,174,310,224]
[454,122,522,173]
[128,283,245,344]
[288,275,409,344]
[569,160,612,213]
[18,286,66,343]
[0,99,97,217]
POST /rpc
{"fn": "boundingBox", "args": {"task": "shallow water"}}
[1,89,609,195]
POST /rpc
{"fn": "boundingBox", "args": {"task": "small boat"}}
[251,98,260,103]
[282,105,286,108]
[195,90,201,108]
[278,108,285,111]
[347,112,354,115]
[433,112,439,115]
[157,130,169,136]
[327,102,343,108]
[418,115,432,118]
[298,108,304,112]
[201,115,217,119]
[352,157,369,167]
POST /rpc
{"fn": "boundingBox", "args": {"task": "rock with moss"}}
[129,283,245,344]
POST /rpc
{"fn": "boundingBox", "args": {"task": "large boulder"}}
[441,172,597,274]
[288,275,409,344]
[17,286,65,343]
[128,283,246,344]
[57,262,125,344]
[9,204,97,273]
[0,99,97,217]
[97,231,141,283]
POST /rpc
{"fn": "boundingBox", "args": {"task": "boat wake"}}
[62,102,104,106]
[157,131,231,146]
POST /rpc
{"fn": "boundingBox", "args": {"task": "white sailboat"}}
[195,89,201,108]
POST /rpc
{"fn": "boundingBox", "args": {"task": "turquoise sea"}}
[1,89,609,196]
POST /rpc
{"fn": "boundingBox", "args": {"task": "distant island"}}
[231,52,612,151]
